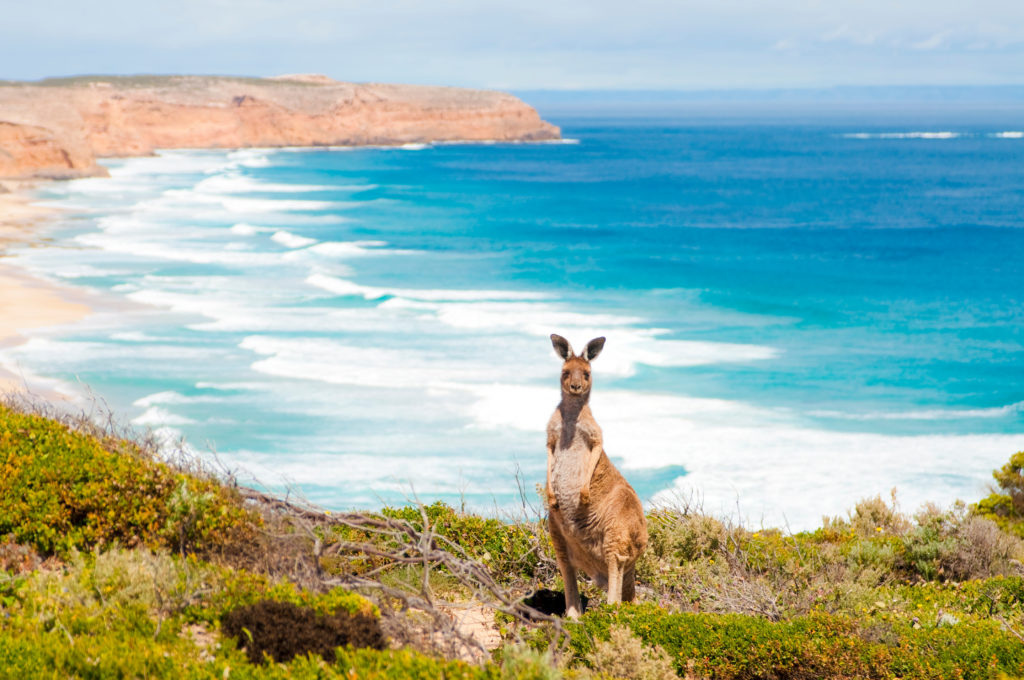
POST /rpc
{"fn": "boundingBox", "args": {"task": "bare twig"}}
[235,486,570,663]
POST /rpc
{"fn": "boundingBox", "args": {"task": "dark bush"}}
[221,599,386,665]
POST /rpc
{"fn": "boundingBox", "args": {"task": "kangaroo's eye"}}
[583,371,590,380]
[562,371,569,379]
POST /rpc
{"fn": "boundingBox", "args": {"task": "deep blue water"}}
[6,113,1024,528]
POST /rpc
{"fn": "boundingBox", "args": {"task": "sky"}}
[3,0,1024,90]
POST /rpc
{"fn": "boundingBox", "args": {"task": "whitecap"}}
[229,223,275,236]
[842,132,963,140]
[810,401,1024,421]
[219,196,340,213]
[284,242,397,263]
[77,233,284,267]
[305,273,552,302]
[131,406,196,426]
[271,230,318,249]
[133,391,225,407]
[111,332,160,342]
[195,173,333,194]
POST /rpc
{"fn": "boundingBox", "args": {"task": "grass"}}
[2,395,1024,678]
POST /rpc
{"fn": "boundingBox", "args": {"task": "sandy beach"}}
[0,181,91,394]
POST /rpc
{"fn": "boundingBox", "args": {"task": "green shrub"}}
[0,626,503,680]
[899,503,1023,581]
[333,647,502,680]
[977,451,1024,536]
[495,644,563,680]
[646,510,727,563]
[380,501,549,581]
[849,493,912,538]
[846,535,899,576]
[583,624,676,680]
[0,547,483,680]
[0,405,256,557]
[566,602,1024,680]
[184,559,378,625]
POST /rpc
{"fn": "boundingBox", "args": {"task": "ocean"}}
[5,107,1024,529]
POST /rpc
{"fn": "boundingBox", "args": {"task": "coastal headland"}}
[0,74,561,179]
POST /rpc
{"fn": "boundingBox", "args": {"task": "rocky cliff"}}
[0,75,560,179]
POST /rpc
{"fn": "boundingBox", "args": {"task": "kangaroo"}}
[545,334,648,618]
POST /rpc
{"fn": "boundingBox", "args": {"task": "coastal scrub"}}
[0,403,255,556]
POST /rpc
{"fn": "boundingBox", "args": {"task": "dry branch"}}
[236,487,569,662]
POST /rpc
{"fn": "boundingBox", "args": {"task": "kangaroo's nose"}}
[571,383,581,391]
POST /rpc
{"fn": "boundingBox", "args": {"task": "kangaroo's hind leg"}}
[605,554,623,605]
[621,564,636,602]
[549,514,582,618]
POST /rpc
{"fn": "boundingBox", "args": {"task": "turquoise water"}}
[5,114,1024,528]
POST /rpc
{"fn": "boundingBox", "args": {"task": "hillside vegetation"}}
[3,398,1024,679]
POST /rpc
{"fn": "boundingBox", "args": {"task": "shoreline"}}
[0,180,92,396]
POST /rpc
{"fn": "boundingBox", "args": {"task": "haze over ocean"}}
[5,103,1023,529]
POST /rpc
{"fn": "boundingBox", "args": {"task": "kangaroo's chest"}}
[551,445,586,510]
[549,417,594,513]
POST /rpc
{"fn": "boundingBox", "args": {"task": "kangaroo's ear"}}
[583,337,606,362]
[550,334,573,360]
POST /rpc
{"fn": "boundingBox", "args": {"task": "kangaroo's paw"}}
[579,486,591,505]
[547,492,558,509]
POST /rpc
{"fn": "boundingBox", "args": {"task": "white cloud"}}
[820,24,879,46]
[912,31,952,50]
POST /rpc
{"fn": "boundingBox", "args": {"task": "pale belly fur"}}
[551,440,588,519]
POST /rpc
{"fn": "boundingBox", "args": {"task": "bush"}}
[380,502,550,582]
[899,503,1023,581]
[849,492,912,538]
[647,510,727,563]
[568,603,1024,680]
[976,451,1024,536]
[0,404,255,557]
[221,599,385,664]
[0,547,465,679]
[495,644,562,680]
[584,624,676,680]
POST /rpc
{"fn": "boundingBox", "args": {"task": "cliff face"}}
[0,75,560,179]
[0,121,105,179]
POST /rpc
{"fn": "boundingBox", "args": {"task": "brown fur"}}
[545,334,648,618]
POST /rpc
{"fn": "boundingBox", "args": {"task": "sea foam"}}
[306,273,552,301]
[271,230,318,249]
[842,132,962,139]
